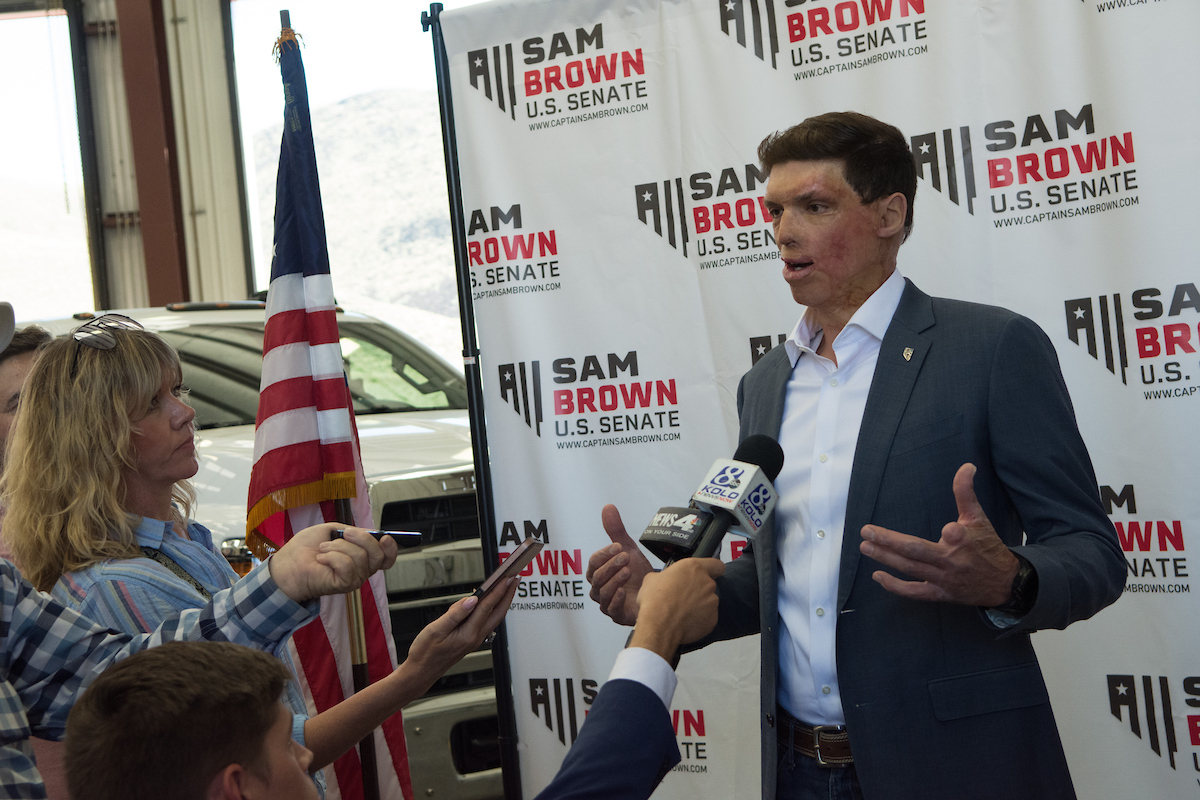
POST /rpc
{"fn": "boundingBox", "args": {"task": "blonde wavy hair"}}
[1,327,195,591]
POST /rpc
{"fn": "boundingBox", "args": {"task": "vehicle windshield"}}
[157,320,468,429]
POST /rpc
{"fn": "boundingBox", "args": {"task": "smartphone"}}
[474,537,543,598]
[331,529,424,548]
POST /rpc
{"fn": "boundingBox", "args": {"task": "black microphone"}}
[640,435,784,564]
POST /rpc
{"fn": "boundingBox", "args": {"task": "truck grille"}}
[379,494,480,545]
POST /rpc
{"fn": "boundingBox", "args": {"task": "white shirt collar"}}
[783,269,906,367]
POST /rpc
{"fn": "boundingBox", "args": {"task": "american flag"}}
[247,27,412,800]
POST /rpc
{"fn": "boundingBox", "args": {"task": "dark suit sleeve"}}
[533,679,680,800]
[987,314,1126,631]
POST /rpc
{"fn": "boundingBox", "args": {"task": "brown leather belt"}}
[776,706,853,767]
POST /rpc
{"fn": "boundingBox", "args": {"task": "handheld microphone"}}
[640,435,784,563]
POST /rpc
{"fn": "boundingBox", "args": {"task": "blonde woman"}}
[2,316,516,796]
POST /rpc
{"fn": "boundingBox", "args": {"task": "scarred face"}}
[763,159,905,329]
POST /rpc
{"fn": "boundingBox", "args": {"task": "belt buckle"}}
[810,724,846,767]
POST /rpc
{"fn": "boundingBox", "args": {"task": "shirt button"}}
[819,454,828,463]
[822,686,832,695]
[817,530,826,539]
[830,378,838,387]
[816,608,825,617]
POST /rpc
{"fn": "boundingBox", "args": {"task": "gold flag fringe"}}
[246,472,358,561]
[273,27,303,63]
[247,530,279,561]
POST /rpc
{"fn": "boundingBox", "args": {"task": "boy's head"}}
[66,641,317,800]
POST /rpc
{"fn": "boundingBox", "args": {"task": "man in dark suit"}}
[587,112,1125,799]
[535,557,724,800]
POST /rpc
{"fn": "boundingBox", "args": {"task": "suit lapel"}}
[837,280,935,610]
[745,346,793,606]
[754,347,792,440]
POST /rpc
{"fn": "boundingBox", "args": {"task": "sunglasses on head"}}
[69,314,145,378]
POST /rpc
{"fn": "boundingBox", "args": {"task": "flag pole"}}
[423,4,523,798]
[337,499,382,800]
[274,11,380,799]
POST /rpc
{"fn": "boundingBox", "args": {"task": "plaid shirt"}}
[0,558,314,799]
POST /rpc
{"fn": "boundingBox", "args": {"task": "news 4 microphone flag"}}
[247,26,413,800]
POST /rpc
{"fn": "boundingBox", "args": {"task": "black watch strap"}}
[993,553,1038,617]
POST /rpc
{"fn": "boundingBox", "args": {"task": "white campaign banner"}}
[439,1,1200,797]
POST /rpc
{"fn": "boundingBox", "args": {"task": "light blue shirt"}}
[52,516,325,795]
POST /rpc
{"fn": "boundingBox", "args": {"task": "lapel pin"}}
[903,347,914,362]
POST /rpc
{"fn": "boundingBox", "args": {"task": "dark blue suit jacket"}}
[695,280,1125,799]
[534,678,680,800]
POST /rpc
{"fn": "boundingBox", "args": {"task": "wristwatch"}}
[993,553,1038,617]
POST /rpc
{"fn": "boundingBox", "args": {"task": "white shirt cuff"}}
[985,607,1022,628]
[608,647,678,709]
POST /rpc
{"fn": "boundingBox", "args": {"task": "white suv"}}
[30,302,502,800]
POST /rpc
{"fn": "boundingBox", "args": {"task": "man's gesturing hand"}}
[859,463,1020,607]
[586,504,654,626]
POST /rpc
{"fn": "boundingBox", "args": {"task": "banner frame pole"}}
[422,5,523,798]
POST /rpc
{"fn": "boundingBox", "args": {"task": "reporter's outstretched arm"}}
[629,558,725,661]
[533,558,724,800]
[303,575,520,769]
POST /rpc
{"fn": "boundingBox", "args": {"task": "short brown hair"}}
[0,325,51,367]
[65,641,293,800]
[758,111,917,238]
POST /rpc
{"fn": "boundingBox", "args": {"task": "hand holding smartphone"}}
[474,537,542,598]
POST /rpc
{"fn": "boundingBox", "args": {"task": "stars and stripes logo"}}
[635,179,691,256]
[750,334,788,366]
[499,361,544,436]
[468,43,518,121]
[911,127,978,215]
[530,676,598,746]
[719,0,781,69]
[1065,294,1129,384]
[1107,675,1179,770]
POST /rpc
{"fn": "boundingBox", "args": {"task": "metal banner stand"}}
[422,5,524,798]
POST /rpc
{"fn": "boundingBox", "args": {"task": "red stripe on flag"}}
[257,376,355,423]
[263,307,341,352]
[362,586,414,792]
[257,510,289,552]
[256,376,314,423]
[292,615,365,798]
[248,441,356,499]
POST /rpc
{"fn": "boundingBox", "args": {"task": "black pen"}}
[331,529,423,548]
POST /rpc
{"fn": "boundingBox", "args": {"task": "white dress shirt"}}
[774,269,905,726]
[609,646,678,709]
